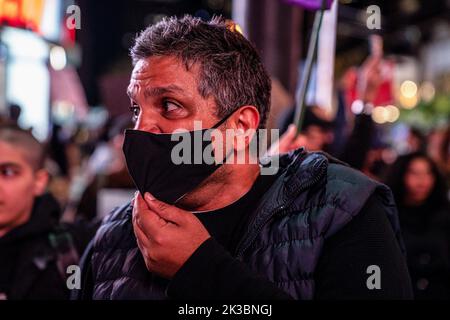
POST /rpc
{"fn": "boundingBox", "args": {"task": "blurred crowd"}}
[274,55,450,299]
[0,51,449,300]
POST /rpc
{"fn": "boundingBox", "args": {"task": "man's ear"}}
[33,169,49,196]
[232,105,260,151]
[234,105,260,132]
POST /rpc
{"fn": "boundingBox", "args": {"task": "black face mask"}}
[123,113,232,205]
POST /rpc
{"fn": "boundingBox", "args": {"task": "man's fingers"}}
[133,217,151,248]
[134,191,149,211]
[283,124,297,141]
[144,192,185,225]
[291,134,308,150]
[133,192,168,237]
[273,124,299,155]
[363,56,380,69]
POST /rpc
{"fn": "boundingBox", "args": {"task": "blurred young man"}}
[0,124,92,299]
[77,16,412,300]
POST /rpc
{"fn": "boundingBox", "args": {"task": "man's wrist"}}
[167,237,224,299]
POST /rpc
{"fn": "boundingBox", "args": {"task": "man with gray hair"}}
[76,15,412,300]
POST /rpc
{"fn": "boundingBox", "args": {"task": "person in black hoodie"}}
[385,152,450,299]
[0,123,95,300]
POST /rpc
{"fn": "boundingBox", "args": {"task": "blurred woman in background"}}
[427,126,450,183]
[385,152,450,299]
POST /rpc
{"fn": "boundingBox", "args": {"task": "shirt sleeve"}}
[167,237,293,300]
[314,193,414,299]
[169,193,414,300]
[71,239,95,300]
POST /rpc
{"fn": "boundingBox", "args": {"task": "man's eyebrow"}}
[127,85,183,100]
[0,162,21,169]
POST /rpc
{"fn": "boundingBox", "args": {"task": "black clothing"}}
[314,193,412,299]
[192,173,279,254]
[167,173,291,300]
[168,187,412,300]
[78,150,412,299]
[397,202,450,299]
[0,194,97,299]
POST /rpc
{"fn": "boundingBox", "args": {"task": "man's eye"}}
[129,104,140,120]
[1,167,17,177]
[163,101,181,113]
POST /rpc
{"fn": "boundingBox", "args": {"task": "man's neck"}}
[178,163,261,212]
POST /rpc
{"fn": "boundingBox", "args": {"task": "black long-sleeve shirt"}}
[167,174,413,300]
[76,173,412,300]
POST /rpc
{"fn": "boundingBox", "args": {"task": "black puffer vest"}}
[88,149,405,299]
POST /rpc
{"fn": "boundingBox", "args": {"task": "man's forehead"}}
[0,141,29,167]
[131,56,187,78]
[128,56,201,98]
[131,59,153,79]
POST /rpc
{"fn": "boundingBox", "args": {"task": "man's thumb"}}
[144,192,183,224]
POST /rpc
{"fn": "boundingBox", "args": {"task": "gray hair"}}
[130,15,271,128]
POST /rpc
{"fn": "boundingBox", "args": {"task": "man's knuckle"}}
[153,233,164,245]
[157,202,168,211]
